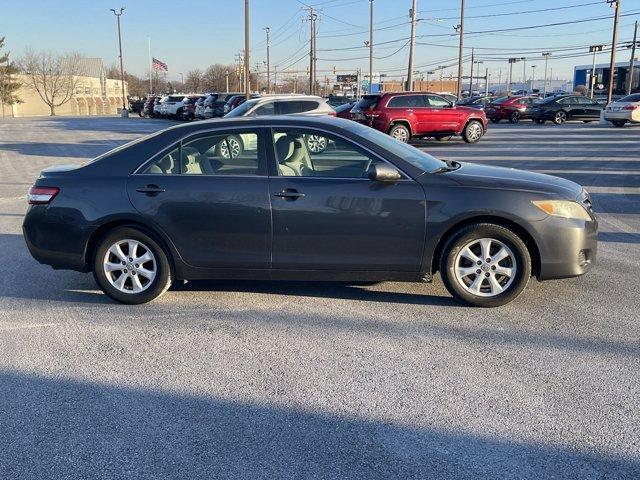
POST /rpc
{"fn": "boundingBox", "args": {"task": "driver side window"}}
[272,129,383,178]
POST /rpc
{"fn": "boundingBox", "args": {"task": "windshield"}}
[224,99,259,117]
[349,122,446,173]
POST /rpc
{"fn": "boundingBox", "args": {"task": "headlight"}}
[532,200,592,221]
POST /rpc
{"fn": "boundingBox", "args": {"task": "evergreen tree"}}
[0,36,22,116]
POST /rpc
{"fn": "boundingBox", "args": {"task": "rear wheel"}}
[440,223,531,307]
[462,120,484,143]
[612,120,626,128]
[389,124,410,143]
[509,111,521,124]
[553,110,567,125]
[306,134,328,153]
[93,227,172,304]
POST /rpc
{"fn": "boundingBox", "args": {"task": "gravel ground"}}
[0,116,638,479]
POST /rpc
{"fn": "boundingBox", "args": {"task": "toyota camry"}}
[23,116,597,307]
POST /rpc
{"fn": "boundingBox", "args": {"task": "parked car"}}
[327,95,354,107]
[603,93,640,127]
[438,93,459,105]
[194,95,209,119]
[180,95,206,121]
[152,96,167,117]
[128,99,145,116]
[142,96,160,117]
[484,96,538,124]
[529,95,604,125]
[224,95,335,154]
[334,101,357,119]
[223,93,260,115]
[350,92,487,143]
[162,95,192,119]
[204,93,243,118]
[23,116,597,307]
[456,96,495,110]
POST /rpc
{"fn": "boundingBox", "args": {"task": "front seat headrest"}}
[275,135,293,162]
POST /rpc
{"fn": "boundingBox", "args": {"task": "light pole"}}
[244,0,250,99]
[406,0,417,91]
[455,0,465,98]
[369,0,374,94]
[627,20,638,95]
[110,7,127,117]
[530,65,536,92]
[606,0,621,104]
[225,70,229,93]
[263,27,270,94]
[542,52,551,96]
[589,45,604,98]
[522,57,527,93]
[473,60,483,93]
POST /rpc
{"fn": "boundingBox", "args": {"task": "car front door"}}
[559,97,580,119]
[579,96,602,119]
[267,127,426,272]
[127,128,271,269]
[425,94,461,133]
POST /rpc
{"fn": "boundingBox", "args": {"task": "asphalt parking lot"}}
[0,116,638,479]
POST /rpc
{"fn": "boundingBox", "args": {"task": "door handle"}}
[273,189,305,200]
[136,185,165,196]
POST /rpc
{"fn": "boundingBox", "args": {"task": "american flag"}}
[152,57,168,72]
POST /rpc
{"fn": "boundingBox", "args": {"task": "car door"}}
[559,97,580,119]
[425,94,461,132]
[267,127,426,272]
[386,95,422,133]
[127,128,271,269]
[579,96,602,119]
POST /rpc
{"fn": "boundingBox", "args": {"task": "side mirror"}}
[368,163,402,183]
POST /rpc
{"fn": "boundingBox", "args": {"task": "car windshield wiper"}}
[431,159,461,174]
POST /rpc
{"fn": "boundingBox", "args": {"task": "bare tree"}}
[573,84,588,96]
[184,69,204,93]
[18,49,87,115]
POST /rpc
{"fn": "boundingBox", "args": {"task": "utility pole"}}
[468,48,475,95]
[456,0,465,98]
[474,61,483,93]
[627,20,638,95]
[110,7,127,117]
[369,0,374,94]
[485,68,489,95]
[606,0,621,104]
[307,7,318,95]
[531,65,536,92]
[589,45,604,98]
[508,58,517,93]
[438,65,445,92]
[522,57,527,93]
[225,70,229,93]
[406,0,417,91]
[244,0,250,99]
[263,27,270,94]
[542,52,551,97]
[255,62,261,93]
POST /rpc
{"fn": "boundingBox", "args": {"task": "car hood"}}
[445,162,583,199]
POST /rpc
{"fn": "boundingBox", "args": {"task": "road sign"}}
[337,74,357,83]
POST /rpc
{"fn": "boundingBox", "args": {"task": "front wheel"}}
[216,135,244,158]
[93,227,172,304]
[440,223,531,307]
[553,110,567,125]
[509,111,520,124]
[389,124,410,143]
[306,134,328,153]
[462,120,484,143]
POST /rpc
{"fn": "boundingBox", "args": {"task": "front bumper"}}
[535,215,598,280]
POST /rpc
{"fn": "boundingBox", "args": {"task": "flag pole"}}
[148,37,152,94]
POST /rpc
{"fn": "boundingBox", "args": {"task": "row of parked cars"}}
[141,91,490,144]
[455,92,640,127]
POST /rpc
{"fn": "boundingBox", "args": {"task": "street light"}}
[542,52,551,97]
[110,7,127,117]
[530,65,537,92]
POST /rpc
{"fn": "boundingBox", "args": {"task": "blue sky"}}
[2,0,640,83]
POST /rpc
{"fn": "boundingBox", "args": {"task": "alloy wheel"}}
[306,135,328,153]
[103,239,157,294]
[453,238,516,297]
[391,126,409,142]
[466,122,483,142]
[219,137,242,158]
[555,111,567,124]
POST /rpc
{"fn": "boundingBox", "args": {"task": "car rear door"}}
[127,128,271,269]
[386,95,422,133]
[266,127,426,272]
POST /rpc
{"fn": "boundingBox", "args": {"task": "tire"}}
[389,124,410,143]
[92,227,172,305]
[534,119,546,125]
[490,117,501,124]
[553,110,567,125]
[462,120,484,143]
[612,120,626,128]
[434,135,453,142]
[216,135,244,158]
[509,111,520,124]
[582,120,592,123]
[305,134,328,153]
[440,223,531,307]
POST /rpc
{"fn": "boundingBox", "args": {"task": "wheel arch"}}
[430,215,541,278]
[460,117,486,133]
[387,119,413,136]
[84,218,180,278]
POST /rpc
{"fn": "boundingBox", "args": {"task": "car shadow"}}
[0,371,637,479]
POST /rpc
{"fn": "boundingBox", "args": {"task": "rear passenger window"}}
[387,95,425,108]
[141,147,180,174]
[181,132,261,175]
[254,103,274,115]
[277,101,315,114]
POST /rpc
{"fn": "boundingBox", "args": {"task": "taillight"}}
[327,110,336,117]
[622,105,638,110]
[28,186,59,205]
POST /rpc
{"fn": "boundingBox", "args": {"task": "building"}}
[574,60,639,95]
[1,58,128,117]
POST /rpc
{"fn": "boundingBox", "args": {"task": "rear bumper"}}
[535,215,598,280]
[23,207,92,272]
[604,111,640,122]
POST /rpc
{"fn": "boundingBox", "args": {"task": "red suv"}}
[351,92,487,143]
[484,95,539,124]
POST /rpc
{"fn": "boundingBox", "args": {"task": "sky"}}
[1,0,640,84]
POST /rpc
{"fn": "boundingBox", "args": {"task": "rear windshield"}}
[354,96,380,110]
[619,93,640,102]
